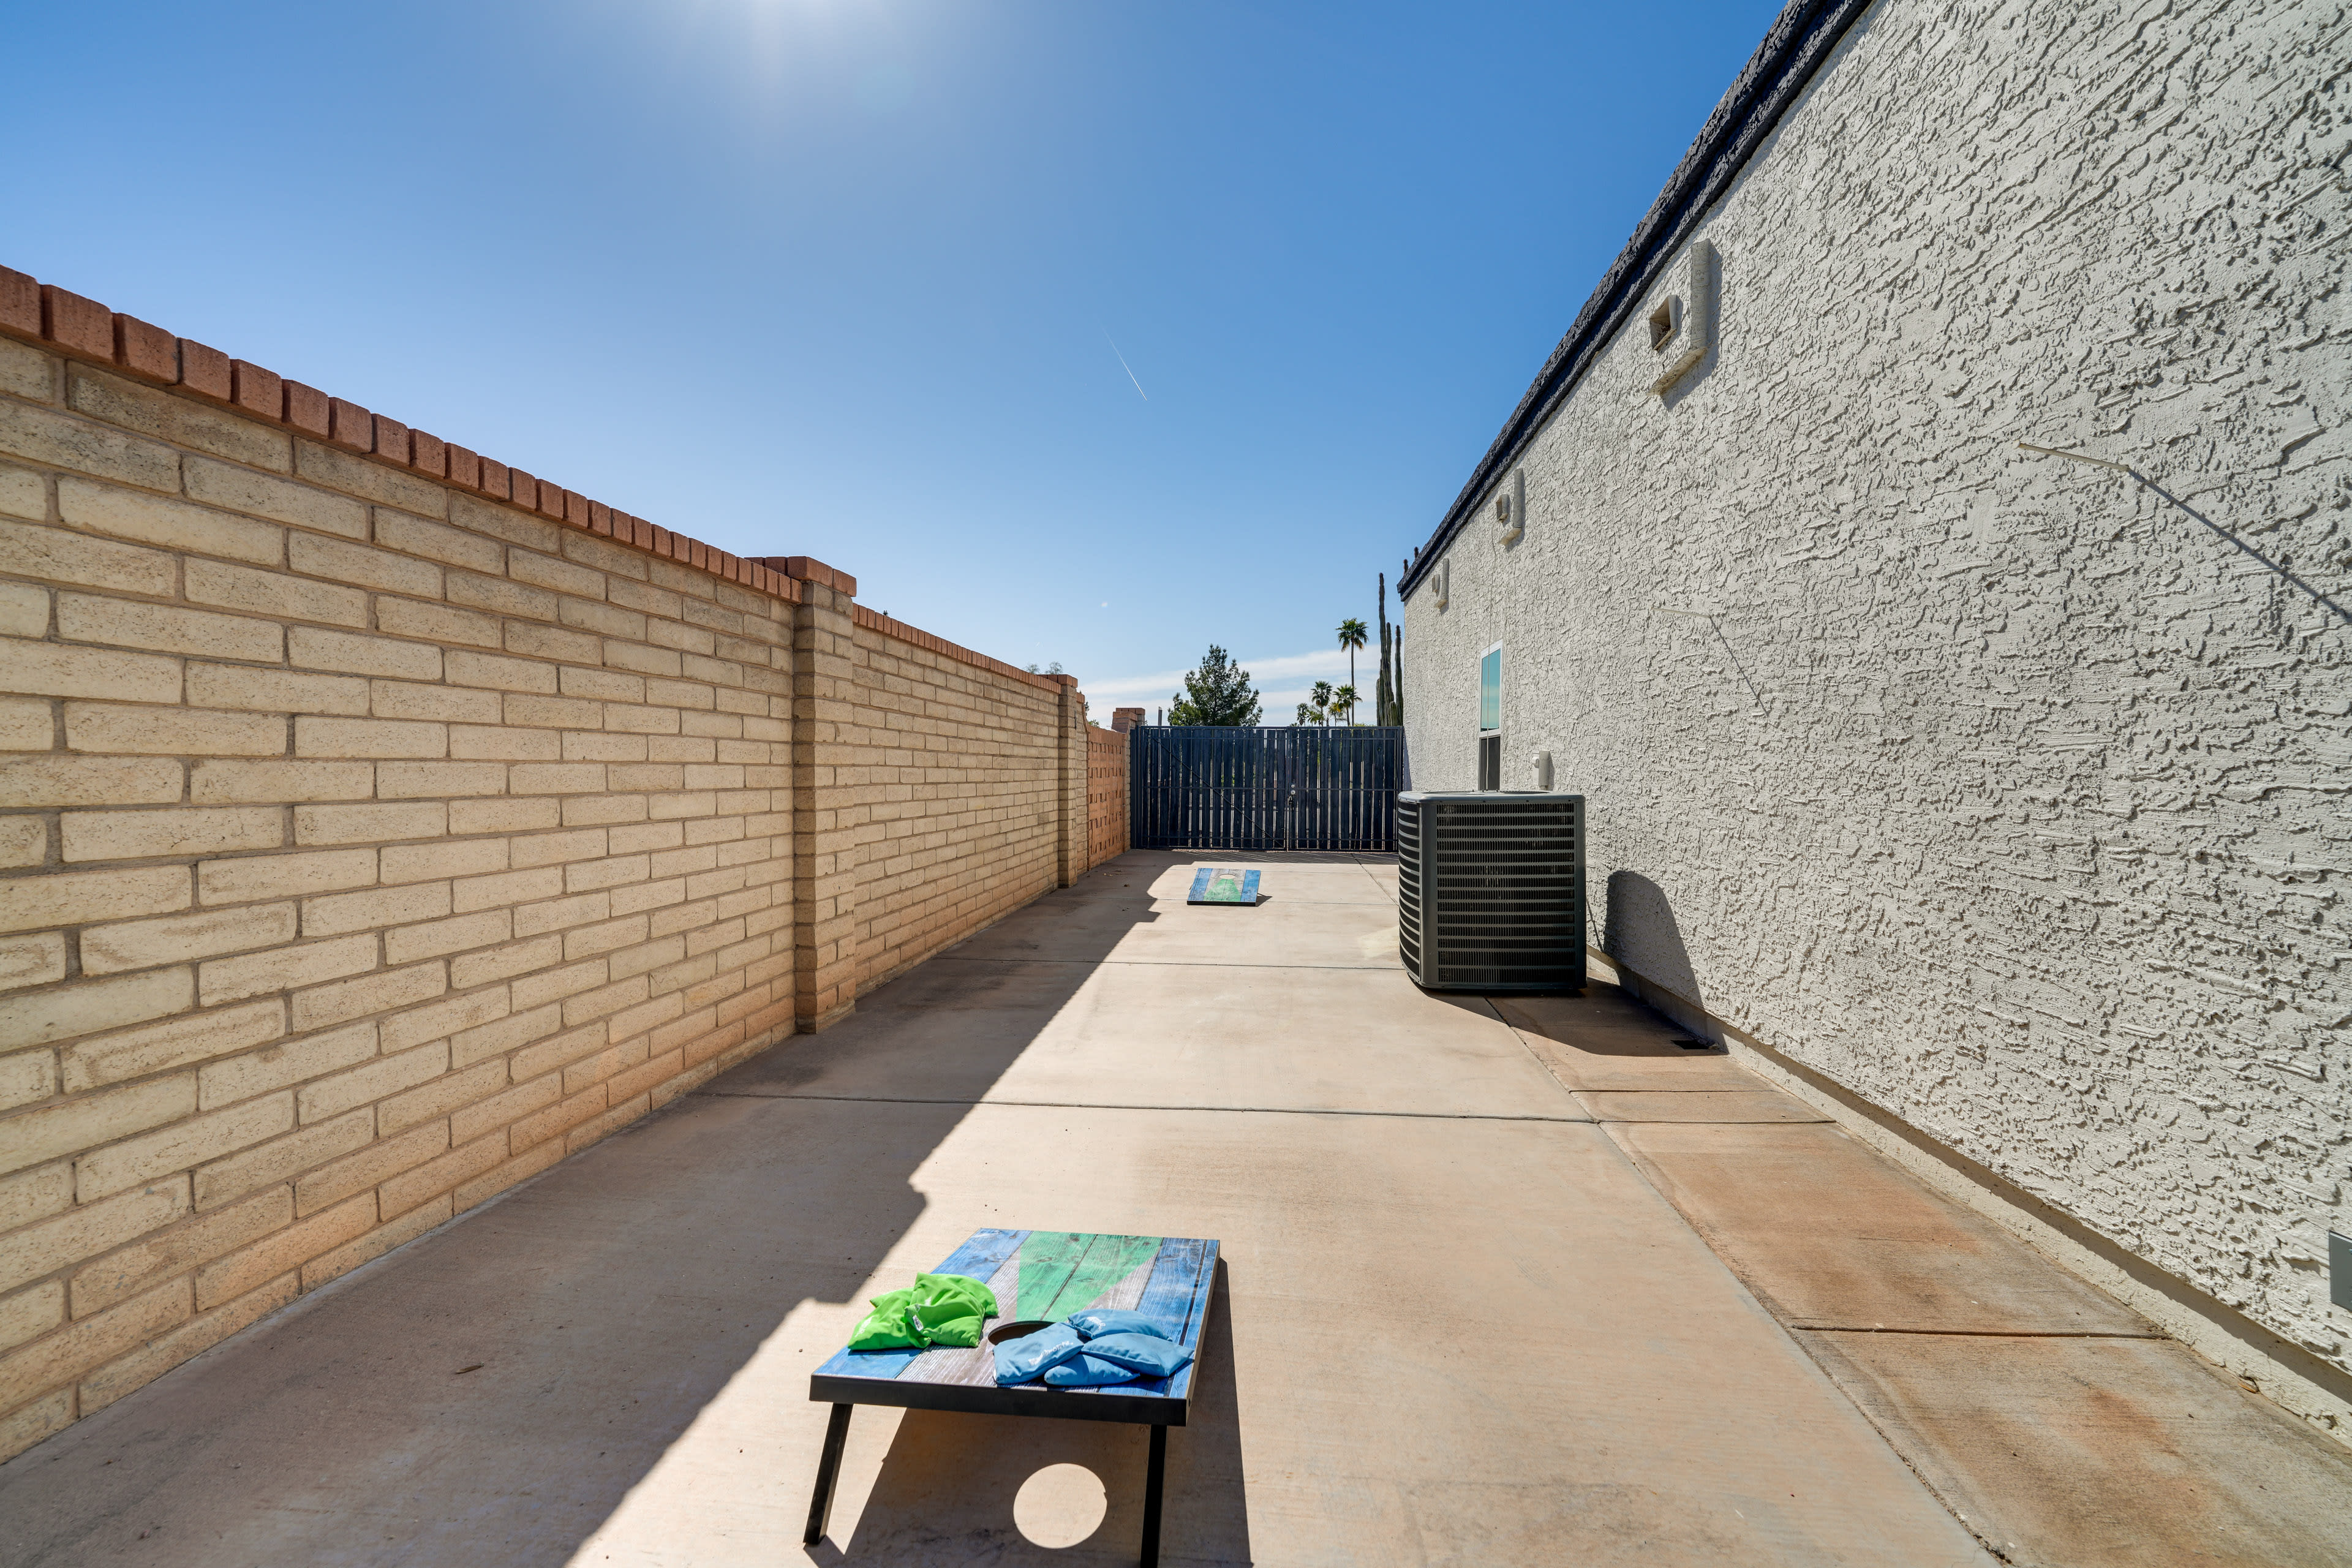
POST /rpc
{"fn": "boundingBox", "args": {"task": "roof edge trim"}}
[1399,0,1879,598]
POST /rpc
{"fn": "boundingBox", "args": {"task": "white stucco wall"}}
[1404,0,2350,1374]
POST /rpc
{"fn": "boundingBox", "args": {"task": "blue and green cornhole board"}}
[805,1227,1221,1564]
[1187,867,1260,905]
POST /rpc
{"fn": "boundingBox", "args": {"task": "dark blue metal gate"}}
[1128,727,1404,851]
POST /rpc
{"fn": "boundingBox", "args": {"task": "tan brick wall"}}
[1087,724,1128,870]
[0,341,807,1457]
[791,583,859,1029]
[0,284,1102,1463]
[848,624,1063,993]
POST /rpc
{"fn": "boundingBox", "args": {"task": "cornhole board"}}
[1186,867,1261,905]
[806,1229,1221,1566]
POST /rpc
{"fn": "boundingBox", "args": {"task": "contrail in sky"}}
[1103,331,1148,401]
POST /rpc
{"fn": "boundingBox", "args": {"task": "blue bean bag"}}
[993,1323,1085,1386]
[1041,1352,1140,1388]
[1075,1332,1194,1378]
[1065,1308,1167,1341]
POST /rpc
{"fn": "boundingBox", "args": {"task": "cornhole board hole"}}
[807,1228,1221,1566]
[1186,868,1261,905]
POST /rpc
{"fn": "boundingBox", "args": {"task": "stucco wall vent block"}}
[1647,239,1714,396]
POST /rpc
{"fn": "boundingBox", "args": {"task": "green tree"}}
[1332,683,1360,724]
[1336,617,1368,698]
[1169,645,1262,726]
[1310,680,1334,725]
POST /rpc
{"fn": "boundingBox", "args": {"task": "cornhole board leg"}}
[1140,1422,1167,1567]
[804,1402,853,1545]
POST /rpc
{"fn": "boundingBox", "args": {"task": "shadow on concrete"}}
[0,858,1185,1568]
[1488,979,1757,1094]
[827,1261,1249,1566]
[1495,984,1723,1060]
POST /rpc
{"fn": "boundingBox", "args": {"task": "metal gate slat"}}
[1125,726,1403,852]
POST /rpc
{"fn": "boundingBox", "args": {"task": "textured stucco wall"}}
[1404,0,2350,1374]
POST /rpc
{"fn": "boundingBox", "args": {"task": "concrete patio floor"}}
[4,850,2350,1566]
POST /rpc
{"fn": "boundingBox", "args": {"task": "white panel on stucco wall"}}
[1404,0,2350,1369]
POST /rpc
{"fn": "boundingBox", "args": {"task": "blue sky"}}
[5,0,1782,717]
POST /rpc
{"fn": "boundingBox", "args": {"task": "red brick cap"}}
[760,556,858,598]
[374,414,415,467]
[0,265,1093,674]
[851,604,1061,692]
[230,360,282,419]
[113,317,178,383]
[327,397,372,452]
[39,287,112,358]
[284,382,331,436]
[445,443,481,490]
[179,341,232,401]
[0,268,36,337]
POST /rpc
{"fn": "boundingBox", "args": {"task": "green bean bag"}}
[848,1272,998,1349]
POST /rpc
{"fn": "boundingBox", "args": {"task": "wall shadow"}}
[1490,984,1719,1061]
[829,1259,1250,1567]
[0,853,1182,1568]
[1602,869,1706,1017]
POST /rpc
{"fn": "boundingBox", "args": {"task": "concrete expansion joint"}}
[1791,1324,2172,1340]
[1597,949,2352,1450]
[1577,1084,1795,1093]
[930,956,1409,972]
[687,1090,1598,1124]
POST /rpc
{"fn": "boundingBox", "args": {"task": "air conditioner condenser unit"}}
[1396,790,1585,993]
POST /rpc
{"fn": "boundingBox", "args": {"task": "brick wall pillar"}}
[788,575,860,1031]
[1055,677,1086,888]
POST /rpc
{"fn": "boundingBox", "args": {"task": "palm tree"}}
[1332,683,1360,725]
[1311,680,1335,725]
[1336,618,1368,697]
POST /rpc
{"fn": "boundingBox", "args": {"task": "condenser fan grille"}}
[1396,792,1585,992]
